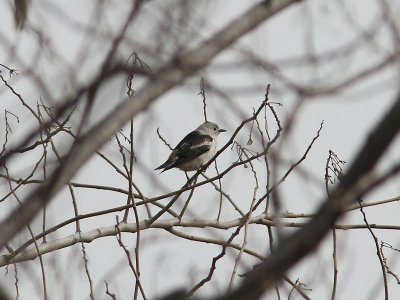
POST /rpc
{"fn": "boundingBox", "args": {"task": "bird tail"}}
[155,150,178,173]
[155,160,173,173]
[154,165,166,173]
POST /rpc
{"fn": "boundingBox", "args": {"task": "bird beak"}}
[219,129,227,133]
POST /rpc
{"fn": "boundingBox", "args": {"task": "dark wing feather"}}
[156,131,213,171]
[172,131,212,168]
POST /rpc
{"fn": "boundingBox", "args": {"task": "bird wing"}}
[156,131,213,171]
[176,131,213,159]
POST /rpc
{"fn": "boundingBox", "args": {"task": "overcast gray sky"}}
[1,1,400,299]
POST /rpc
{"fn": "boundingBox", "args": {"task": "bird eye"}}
[214,128,217,131]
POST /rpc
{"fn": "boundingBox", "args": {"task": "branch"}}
[5,212,400,268]
[358,201,388,299]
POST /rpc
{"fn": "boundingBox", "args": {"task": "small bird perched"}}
[156,121,226,173]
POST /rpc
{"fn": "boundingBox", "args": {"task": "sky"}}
[1,0,400,299]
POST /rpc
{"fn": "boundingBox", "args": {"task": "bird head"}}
[197,121,226,135]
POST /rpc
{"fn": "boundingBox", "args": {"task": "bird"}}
[156,121,226,173]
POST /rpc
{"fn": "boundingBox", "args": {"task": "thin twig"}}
[380,242,400,284]
[178,177,197,219]
[68,184,81,232]
[156,127,173,150]
[214,162,224,221]
[358,200,388,299]
[331,228,338,300]
[105,281,117,300]
[115,217,147,299]
[80,237,94,300]
[199,78,208,121]
[228,154,258,291]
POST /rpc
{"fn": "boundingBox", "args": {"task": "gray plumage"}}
[156,121,226,172]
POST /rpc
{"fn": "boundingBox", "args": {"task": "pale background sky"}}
[1,0,400,299]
